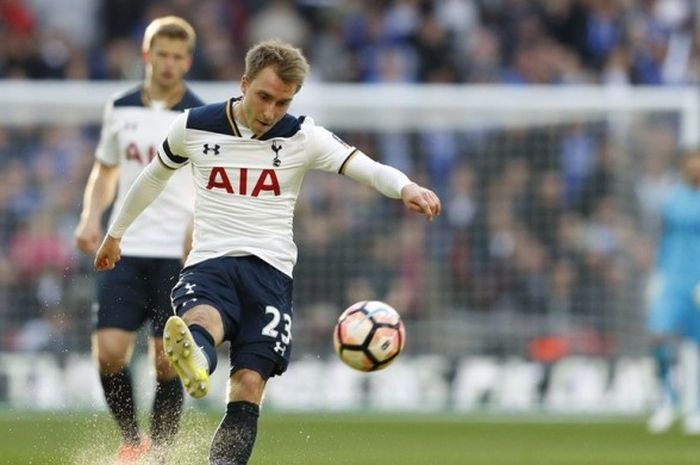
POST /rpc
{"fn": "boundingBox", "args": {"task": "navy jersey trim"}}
[172,88,205,112]
[162,138,188,165]
[186,99,305,139]
[226,98,242,137]
[113,86,144,108]
[113,85,203,111]
[258,114,305,141]
[186,101,236,136]
[338,148,359,175]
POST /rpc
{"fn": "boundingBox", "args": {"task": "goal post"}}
[1,80,697,146]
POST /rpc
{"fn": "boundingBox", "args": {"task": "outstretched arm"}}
[74,161,119,254]
[94,157,176,270]
[342,151,441,220]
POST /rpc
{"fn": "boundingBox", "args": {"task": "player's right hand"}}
[94,235,122,271]
[74,217,102,254]
[400,183,442,221]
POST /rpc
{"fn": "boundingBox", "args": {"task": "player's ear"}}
[240,75,249,94]
[141,50,150,65]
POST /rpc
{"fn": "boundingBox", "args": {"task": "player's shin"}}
[654,343,679,405]
[647,341,679,433]
[190,324,218,373]
[151,377,184,447]
[680,340,700,433]
[100,368,141,445]
[209,401,260,465]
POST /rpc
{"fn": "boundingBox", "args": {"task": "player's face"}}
[684,153,700,188]
[239,66,297,137]
[144,36,192,89]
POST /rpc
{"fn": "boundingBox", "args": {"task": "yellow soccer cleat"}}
[164,316,210,399]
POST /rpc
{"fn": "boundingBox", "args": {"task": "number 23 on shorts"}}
[261,305,291,355]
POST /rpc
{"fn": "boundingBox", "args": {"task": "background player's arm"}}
[182,216,194,263]
[342,151,441,220]
[74,161,119,254]
[94,156,178,271]
[95,112,190,271]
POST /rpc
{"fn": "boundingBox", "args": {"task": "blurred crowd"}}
[293,119,679,357]
[0,0,695,357]
[1,0,698,84]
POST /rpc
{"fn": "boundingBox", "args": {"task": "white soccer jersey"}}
[158,98,357,277]
[96,86,204,258]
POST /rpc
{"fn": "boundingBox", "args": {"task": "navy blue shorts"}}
[94,256,182,336]
[171,255,294,379]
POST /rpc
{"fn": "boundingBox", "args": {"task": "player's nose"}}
[262,104,275,122]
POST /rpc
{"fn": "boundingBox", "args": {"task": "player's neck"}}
[233,101,259,134]
[232,102,257,138]
[232,101,249,129]
[142,80,186,109]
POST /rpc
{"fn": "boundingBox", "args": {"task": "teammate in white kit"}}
[74,16,203,464]
[94,39,441,465]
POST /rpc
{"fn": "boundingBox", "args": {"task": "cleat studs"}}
[183,350,190,357]
[179,329,186,335]
[164,334,170,340]
[183,342,190,348]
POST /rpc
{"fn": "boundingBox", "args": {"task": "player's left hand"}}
[94,235,122,271]
[401,183,441,221]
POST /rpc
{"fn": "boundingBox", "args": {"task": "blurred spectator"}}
[560,123,598,208]
[8,210,72,282]
[248,0,310,48]
[526,170,564,254]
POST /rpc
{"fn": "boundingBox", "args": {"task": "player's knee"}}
[182,306,222,336]
[95,346,129,374]
[228,369,265,404]
[93,330,134,373]
[182,306,211,324]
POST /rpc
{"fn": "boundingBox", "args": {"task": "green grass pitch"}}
[1,410,697,465]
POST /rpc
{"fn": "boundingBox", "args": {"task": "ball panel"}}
[339,348,375,371]
[370,354,400,371]
[397,320,406,351]
[363,301,401,325]
[333,324,342,354]
[367,326,402,362]
[338,311,374,345]
[337,301,368,321]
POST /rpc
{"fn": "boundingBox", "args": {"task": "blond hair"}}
[245,39,309,92]
[142,16,196,53]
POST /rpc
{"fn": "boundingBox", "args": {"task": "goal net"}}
[0,81,697,411]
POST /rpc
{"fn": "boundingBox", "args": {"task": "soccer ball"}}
[333,300,406,372]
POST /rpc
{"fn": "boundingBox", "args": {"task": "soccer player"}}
[74,16,203,464]
[646,148,700,434]
[94,39,441,464]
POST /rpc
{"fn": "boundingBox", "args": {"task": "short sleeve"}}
[94,100,119,166]
[306,122,356,173]
[158,111,190,169]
